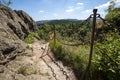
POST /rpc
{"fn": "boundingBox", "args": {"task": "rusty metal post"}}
[53,25,56,46]
[88,9,97,69]
[81,9,97,80]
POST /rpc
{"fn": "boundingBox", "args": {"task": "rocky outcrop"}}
[0,4,38,40]
[0,4,38,64]
[14,10,38,32]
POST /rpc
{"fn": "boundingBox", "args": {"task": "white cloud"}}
[94,1,110,17]
[77,2,83,6]
[65,2,83,12]
[116,0,120,3]
[75,2,84,10]
[95,1,110,9]
[53,13,58,16]
[94,0,120,18]
[115,0,120,7]
[80,9,93,18]
[84,9,92,13]
[39,10,44,13]
[66,8,74,12]
[66,7,74,13]
[95,0,120,10]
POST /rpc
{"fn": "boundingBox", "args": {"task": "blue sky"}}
[9,0,120,21]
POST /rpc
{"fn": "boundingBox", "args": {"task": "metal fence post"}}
[88,9,97,70]
[53,25,56,46]
[81,9,97,80]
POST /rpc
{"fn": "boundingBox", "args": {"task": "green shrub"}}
[50,40,90,78]
[38,29,49,41]
[50,40,63,59]
[24,32,40,44]
[93,31,120,80]
[32,32,41,40]
[24,33,34,44]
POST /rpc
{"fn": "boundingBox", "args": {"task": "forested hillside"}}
[38,19,92,43]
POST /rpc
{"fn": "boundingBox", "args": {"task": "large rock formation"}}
[0,4,38,39]
[0,4,38,64]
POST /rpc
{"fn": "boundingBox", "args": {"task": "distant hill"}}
[36,19,83,25]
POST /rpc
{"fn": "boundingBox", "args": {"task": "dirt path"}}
[30,41,77,80]
[0,41,77,80]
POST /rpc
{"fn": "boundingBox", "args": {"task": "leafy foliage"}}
[107,0,115,13]
[38,24,52,40]
[94,31,120,80]
[105,8,120,30]
[38,20,92,43]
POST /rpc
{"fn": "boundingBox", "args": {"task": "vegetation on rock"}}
[24,32,40,44]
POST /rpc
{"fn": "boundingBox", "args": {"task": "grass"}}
[24,32,40,44]
[50,38,120,80]
[18,66,39,75]
[49,40,90,78]
[18,66,28,75]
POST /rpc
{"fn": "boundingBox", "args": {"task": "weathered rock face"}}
[0,4,38,40]
[14,10,38,32]
[0,4,38,64]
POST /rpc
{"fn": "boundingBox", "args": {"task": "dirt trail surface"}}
[0,41,76,80]
[30,41,76,80]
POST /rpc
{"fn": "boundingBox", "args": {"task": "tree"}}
[105,0,120,31]
[105,8,120,30]
[94,31,120,80]
[0,0,12,6]
[107,0,115,13]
